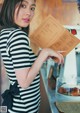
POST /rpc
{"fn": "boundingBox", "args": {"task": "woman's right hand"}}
[40,48,64,65]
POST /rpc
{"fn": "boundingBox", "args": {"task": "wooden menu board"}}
[30,15,80,56]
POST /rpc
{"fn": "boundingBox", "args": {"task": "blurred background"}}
[0,0,80,113]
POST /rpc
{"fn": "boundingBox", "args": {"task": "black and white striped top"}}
[0,28,40,113]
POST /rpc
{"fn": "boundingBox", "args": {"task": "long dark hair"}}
[0,0,29,34]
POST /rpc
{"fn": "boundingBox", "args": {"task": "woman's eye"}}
[31,7,35,11]
[21,4,26,8]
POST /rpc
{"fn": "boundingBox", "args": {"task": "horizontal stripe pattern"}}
[0,28,40,113]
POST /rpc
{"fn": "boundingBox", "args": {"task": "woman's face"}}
[14,0,36,28]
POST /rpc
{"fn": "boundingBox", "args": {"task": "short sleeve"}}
[7,29,31,69]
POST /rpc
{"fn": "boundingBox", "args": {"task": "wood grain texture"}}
[30,0,80,54]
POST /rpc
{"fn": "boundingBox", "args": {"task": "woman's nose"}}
[26,8,31,16]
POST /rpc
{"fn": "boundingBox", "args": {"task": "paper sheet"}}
[30,15,80,56]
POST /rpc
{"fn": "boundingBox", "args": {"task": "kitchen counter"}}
[40,50,80,113]
[40,63,59,113]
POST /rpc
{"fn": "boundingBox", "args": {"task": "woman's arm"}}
[15,48,64,89]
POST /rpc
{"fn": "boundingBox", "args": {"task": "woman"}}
[0,0,64,113]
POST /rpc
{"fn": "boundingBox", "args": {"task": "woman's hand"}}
[40,48,64,65]
[51,51,64,65]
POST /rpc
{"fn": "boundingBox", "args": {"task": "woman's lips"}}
[22,18,30,23]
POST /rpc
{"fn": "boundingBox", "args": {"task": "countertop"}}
[40,63,59,113]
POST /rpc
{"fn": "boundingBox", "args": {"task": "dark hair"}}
[0,0,29,34]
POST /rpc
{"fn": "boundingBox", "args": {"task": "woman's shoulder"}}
[1,27,28,36]
[7,28,30,45]
[9,28,29,41]
[0,27,30,44]
[10,27,28,36]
